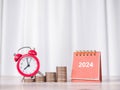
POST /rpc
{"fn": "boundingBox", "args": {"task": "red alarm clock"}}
[14,47,40,77]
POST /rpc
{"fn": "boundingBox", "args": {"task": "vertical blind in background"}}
[0,0,120,80]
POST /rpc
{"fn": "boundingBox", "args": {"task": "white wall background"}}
[0,0,120,80]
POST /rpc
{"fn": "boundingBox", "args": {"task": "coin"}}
[45,72,56,82]
[23,77,35,82]
[56,66,67,82]
[35,76,46,82]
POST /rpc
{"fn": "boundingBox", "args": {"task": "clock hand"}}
[28,58,32,65]
[24,64,30,70]
[26,58,29,65]
[24,58,31,71]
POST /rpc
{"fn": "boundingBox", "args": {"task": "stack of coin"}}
[35,76,46,82]
[23,77,35,82]
[45,72,56,82]
[56,66,67,82]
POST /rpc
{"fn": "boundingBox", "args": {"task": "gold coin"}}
[45,72,56,82]
[35,76,46,82]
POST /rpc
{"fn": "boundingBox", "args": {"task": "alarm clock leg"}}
[38,71,44,76]
[21,77,25,82]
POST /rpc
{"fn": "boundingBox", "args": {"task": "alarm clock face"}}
[17,54,40,77]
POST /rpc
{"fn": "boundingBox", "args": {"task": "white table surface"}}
[0,76,120,90]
